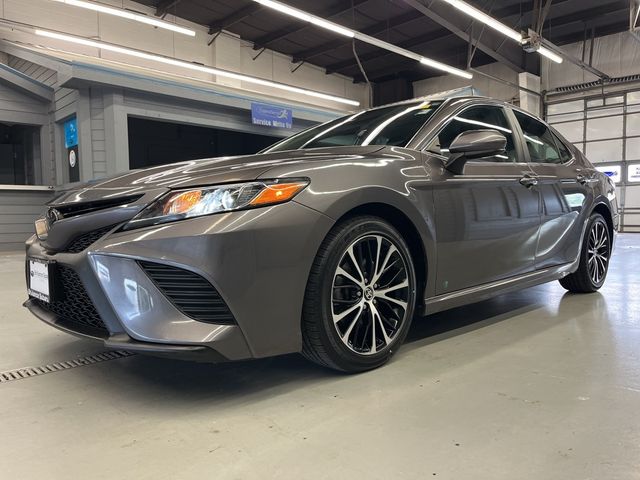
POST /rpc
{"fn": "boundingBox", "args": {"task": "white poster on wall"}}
[628,164,640,182]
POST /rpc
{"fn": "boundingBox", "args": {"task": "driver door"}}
[427,104,541,295]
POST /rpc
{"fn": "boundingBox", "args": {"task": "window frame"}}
[419,101,527,165]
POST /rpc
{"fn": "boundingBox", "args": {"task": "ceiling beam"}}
[252,0,369,50]
[325,28,454,74]
[325,0,569,75]
[154,0,181,17]
[292,0,543,65]
[543,0,628,34]
[352,45,472,83]
[401,0,526,73]
[292,10,426,63]
[208,4,262,34]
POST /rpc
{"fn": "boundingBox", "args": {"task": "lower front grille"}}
[33,265,108,337]
[138,261,235,324]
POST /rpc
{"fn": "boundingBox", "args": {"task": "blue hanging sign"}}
[251,103,292,129]
[64,117,78,148]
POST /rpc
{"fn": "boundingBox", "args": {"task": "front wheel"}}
[301,216,417,373]
[559,212,611,293]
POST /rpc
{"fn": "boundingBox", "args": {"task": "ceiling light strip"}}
[537,46,563,64]
[34,29,360,106]
[253,0,473,79]
[51,0,196,37]
[440,0,562,64]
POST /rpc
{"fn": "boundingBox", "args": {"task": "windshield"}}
[263,100,443,153]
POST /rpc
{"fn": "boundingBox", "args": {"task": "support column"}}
[103,89,129,175]
[518,72,541,117]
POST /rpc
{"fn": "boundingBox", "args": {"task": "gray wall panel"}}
[0,191,53,251]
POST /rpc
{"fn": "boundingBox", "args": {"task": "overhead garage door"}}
[547,89,640,232]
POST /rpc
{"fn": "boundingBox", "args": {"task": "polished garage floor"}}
[1,235,639,479]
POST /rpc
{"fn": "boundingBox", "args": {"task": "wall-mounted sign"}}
[596,165,621,184]
[64,117,78,148]
[68,149,77,168]
[251,103,292,129]
[64,117,80,182]
[629,164,640,183]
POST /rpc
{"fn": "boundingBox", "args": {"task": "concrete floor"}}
[1,235,639,480]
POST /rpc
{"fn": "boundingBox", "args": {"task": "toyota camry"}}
[25,96,618,372]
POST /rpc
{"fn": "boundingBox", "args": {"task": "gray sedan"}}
[25,96,618,372]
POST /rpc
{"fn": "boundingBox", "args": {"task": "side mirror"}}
[445,129,507,174]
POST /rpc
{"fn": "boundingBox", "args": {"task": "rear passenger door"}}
[512,109,593,268]
[427,104,541,295]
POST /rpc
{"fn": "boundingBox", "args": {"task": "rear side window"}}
[426,105,517,162]
[514,110,565,164]
[551,131,573,163]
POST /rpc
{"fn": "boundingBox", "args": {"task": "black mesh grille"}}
[138,261,235,324]
[33,265,108,337]
[64,225,116,253]
[53,194,143,219]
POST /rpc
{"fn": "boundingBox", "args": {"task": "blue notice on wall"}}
[251,103,292,129]
[64,117,78,148]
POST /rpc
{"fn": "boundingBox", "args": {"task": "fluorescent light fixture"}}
[51,0,196,36]
[253,0,473,79]
[441,0,522,42]
[537,45,563,64]
[420,58,473,79]
[254,0,354,37]
[440,0,563,64]
[34,29,360,106]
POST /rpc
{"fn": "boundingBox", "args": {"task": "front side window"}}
[263,100,443,153]
[514,110,565,164]
[426,105,517,162]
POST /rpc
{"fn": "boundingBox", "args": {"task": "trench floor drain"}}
[0,350,135,384]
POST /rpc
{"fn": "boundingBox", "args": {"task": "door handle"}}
[519,174,539,188]
[576,174,598,185]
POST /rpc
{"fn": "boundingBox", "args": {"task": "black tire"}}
[559,212,611,293]
[301,216,417,373]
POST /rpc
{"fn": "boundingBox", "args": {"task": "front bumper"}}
[25,201,334,361]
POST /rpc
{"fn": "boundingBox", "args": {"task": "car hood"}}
[51,146,385,206]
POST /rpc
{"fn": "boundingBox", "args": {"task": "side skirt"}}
[421,261,577,316]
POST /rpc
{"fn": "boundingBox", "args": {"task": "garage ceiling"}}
[133,0,631,83]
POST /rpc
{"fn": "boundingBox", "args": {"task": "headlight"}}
[123,178,309,230]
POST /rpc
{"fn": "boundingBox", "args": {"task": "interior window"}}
[514,110,564,164]
[426,105,517,162]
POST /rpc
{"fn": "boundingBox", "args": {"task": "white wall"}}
[542,31,640,91]
[413,62,519,102]
[0,0,367,111]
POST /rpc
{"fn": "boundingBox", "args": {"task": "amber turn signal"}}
[249,181,308,206]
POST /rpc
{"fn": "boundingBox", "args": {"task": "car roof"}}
[369,94,497,112]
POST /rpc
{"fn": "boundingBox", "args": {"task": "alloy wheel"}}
[587,221,609,285]
[331,234,410,355]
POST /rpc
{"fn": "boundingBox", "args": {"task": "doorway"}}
[128,117,280,169]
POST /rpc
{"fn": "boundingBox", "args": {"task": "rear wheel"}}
[559,212,611,293]
[302,216,417,373]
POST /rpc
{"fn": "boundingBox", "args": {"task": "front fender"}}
[260,148,437,300]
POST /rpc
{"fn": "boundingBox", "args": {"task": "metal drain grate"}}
[0,350,134,383]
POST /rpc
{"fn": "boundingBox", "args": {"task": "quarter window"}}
[426,105,517,162]
[514,110,565,164]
